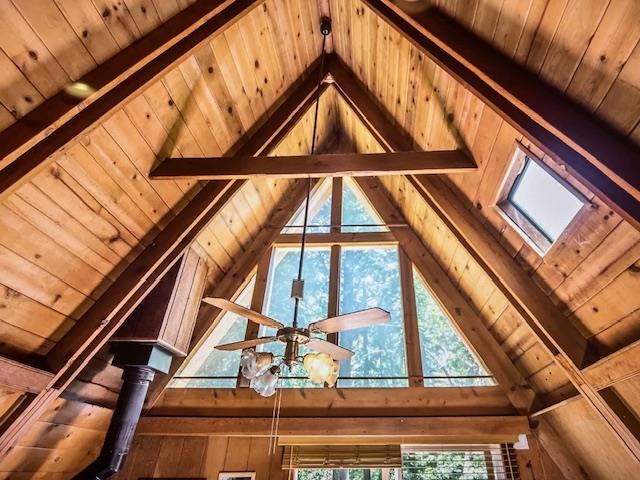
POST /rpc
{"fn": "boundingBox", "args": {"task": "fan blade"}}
[203,298,284,329]
[306,339,354,360]
[215,337,278,351]
[308,307,391,334]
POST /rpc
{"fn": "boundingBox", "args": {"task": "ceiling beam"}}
[356,177,535,414]
[363,0,640,229]
[150,150,476,179]
[0,356,53,395]
[0,63,324,457]
[152,386,516,417]
[533,339,640,417]
[0,0,263,202]
[136,415,529,442]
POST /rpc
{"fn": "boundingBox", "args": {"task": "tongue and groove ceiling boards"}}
[0,0,638,478]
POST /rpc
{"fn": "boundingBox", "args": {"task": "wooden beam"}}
[0,63,324,456]
[150,150,476,179]
[274,231,397,246]
[363,1,640,229]
[398,250,424,387]
[534,419,588,480]
[136,415,529,442]
[533,339,640,417]
[0,0,263,201]
[152,386,516,417]
[0,356,53,395]
[410,176,588,367]
[356,177,535,414]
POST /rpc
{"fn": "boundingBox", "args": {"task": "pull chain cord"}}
[292,32,328,329]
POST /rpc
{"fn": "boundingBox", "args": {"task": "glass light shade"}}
[240,350,274,380]
[325,360,340,387]
[250,366,280,397]
[303,352,335,384]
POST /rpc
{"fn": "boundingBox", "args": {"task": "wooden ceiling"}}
[0,0,639,478]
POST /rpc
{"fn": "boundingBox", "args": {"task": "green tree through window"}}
[414,270,494,387]
[338,246,407,387]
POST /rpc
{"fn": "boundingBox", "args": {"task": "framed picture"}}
[218,472,256,480]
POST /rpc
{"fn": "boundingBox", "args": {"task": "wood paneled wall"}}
[116,435,285,480]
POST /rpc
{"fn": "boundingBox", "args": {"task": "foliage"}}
[413,271,493,386]
[342,178,387,233]
[338,246,407,387]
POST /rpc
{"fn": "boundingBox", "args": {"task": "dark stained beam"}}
[0,0,263,202]
[150,150,476,179]
[0,62,324,457]
[363,0,640,229]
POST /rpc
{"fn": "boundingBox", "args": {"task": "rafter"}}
[150,150,476,179]
[0,63,324,457]
[326,55,640,461]
[363,0,640,229]
[0,0,263,202]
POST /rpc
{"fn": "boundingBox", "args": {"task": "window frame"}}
[496,143,588,256]
[173,177,497,389]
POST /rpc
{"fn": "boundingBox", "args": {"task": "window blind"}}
[283,445,402,470]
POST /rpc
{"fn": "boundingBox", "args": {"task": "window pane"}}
[342,177,388,233]
[260,246,331,387]
[338,246,407,387]
[170,277,255,388]
[403,451,489,480]
[414,271,494,387]
[510,158,583,241]
[284,178,332,233]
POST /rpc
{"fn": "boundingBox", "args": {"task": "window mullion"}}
[331,176,343,233]
[398,248,423,387]
[327,244,341,347]
[237,248,272,387]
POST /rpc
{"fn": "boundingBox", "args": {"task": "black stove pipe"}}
[73,366,155,480]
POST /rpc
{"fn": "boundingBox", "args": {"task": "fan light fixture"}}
[203,18,392,397]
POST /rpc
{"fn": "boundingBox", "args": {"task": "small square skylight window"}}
[498,147,586,254]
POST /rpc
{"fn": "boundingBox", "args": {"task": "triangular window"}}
[170,277,256,388]
[341,177,388,232]
[413,268,494,386]
[282,178,332,233]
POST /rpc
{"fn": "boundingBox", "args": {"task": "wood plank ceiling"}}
[328,0,640,478]
[0,0,639,478]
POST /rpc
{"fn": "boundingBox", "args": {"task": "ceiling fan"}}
[204,296,390,363]
[201,19,391,397]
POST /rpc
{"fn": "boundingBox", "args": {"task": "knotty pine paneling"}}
[332,0,640,364]
[0,0,326,359]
